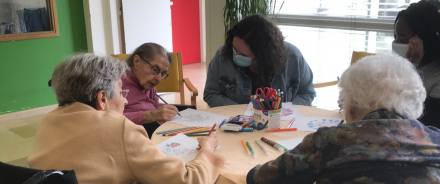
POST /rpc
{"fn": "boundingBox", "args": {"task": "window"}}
[273,0,420,109]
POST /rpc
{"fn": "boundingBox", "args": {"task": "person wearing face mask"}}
[204,15,316,107]
[392,1,440,128]
[122,43,179,137]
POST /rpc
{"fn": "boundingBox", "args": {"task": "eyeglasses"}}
[138,55,169,80]
[121,90,129,98]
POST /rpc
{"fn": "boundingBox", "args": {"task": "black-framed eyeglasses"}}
[138,55,169,80]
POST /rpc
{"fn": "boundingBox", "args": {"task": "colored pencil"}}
[266,128,297,132]
[156,127,190,134]
[270,140,288,151]
[184,130,215,135]
[161,127,201,136]
[246,141,257,158]
[241,117,254,127]
[255,140,270,155]
[276,97,282,109]
[177,127,210,135]
[207,123,217,136]
[187,134,209,136]
[287,117,296,128]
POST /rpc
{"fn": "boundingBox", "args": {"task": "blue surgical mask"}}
[233,48,253,67]
[392,42,409,57]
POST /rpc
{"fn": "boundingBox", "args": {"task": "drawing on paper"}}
[161,146,198,157]
[166,142,180,148]
[307,119,340,130]
[175,114,211,123]
[281,108,294,117]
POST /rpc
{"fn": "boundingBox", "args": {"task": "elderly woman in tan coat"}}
[27,53,225,184]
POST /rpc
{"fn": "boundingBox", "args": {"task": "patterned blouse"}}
[247,109,440,184]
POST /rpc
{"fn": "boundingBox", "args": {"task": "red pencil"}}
[287,117,296,128]
[207,123,217,136]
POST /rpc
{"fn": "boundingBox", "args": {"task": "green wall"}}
[0,0,88,115]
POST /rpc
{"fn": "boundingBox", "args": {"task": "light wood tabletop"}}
[151,104,342,184]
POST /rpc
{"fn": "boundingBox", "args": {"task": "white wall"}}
[83,0,122,56]
[205,0,225,68]
[122,0,173,53]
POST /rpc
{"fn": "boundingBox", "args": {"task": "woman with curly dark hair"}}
[204,14,315,107]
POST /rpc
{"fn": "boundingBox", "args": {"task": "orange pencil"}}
[265,128,297,132]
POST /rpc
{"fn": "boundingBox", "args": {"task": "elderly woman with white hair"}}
[247,55,440,184]
[27,53,224,184]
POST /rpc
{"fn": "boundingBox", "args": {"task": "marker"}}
[270,139,288,151]
[261,137,283,151]
[241,140,251,155]
[219,119,227,129]
[287,118,296,128]
[266,128,297,132]
[207,123,217,136]
[246,141,257,158]
[255,140,270,155]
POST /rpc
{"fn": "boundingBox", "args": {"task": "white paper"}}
[157,133,200,163]
[276,137,305,150]
[171,109,229,127]
[289,116,342,132]
[243,102,302,120]
[157,133,221,163]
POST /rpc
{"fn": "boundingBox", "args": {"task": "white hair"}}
[51,53,129,107]
[338,55,426,119]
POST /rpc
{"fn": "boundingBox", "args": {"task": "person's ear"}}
[133,55,141,69]
[95,90,108,111]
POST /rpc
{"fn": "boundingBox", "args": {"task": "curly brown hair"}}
[222,14,286,87]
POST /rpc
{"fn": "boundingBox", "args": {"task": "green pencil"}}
[270,139,288,151]
[246,141,257,158]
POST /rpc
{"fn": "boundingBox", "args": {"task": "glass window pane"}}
[0,0,50,35]
[275,0,420,19]
[279,25,394,109]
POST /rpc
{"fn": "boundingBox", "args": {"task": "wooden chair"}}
[313,51,376,88]
[111,52,198,107]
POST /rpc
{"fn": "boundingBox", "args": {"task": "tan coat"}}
[28,102,225,184]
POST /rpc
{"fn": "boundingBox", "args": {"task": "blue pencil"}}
[219,119,227,129]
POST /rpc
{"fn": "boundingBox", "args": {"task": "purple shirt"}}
[122,71,163,125]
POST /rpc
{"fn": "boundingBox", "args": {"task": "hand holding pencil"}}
[196,132,218,152]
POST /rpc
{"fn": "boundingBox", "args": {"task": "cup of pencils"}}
[251,87,282,130]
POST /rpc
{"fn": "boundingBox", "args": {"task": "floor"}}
[0,62,339,168]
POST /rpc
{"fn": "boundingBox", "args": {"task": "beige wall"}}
[205,0,226,69]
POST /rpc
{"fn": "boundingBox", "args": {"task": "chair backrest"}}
[351,51,376,65]
[111,53,183,93]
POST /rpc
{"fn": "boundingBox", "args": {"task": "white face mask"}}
[392,42,409,57]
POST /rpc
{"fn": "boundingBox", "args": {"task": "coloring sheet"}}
[243,102,302,120]
[289,116,342,132]
[157,133,221,163]
[276,137,305,150]
[157,133,200,163]
[171,109,229,127]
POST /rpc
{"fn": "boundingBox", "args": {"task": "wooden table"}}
[151,104,342,184]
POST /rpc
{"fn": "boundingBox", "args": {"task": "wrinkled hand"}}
[196,132,218,152]
[143,105,178,123]
[405,35,424,67]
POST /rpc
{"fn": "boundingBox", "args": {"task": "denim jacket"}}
[204,42,316,107]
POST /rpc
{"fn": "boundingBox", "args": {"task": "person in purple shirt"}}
[122,43,178,137]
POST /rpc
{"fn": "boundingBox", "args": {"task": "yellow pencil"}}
[178,127,210,135]
[241,139,251,155]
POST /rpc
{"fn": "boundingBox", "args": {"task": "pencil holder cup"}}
[252,108,282,130]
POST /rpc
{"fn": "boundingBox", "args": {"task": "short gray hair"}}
[51,53,129,108]
[338,55,426,119]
